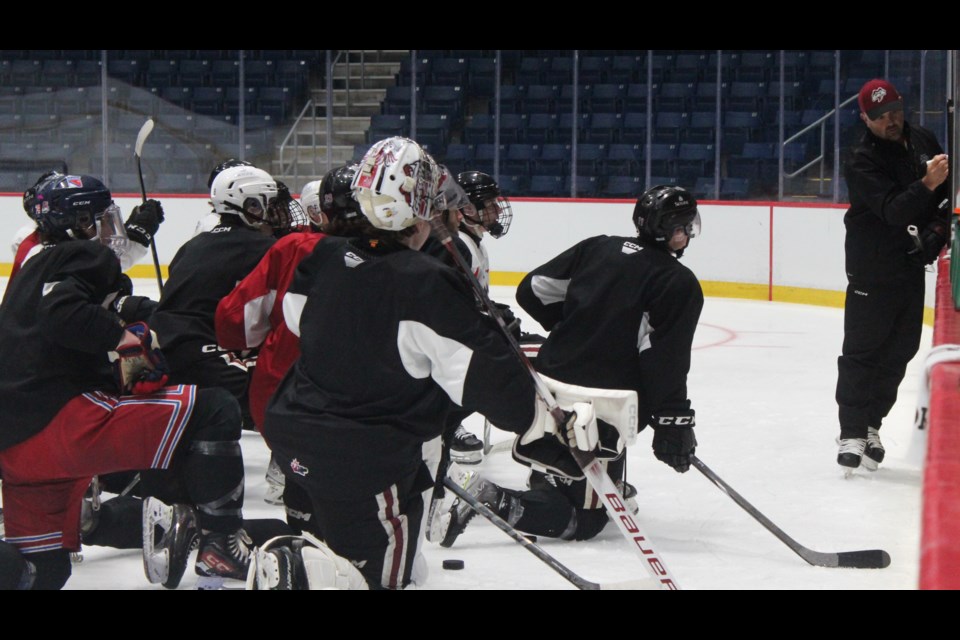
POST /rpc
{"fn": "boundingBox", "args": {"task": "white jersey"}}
[194,213,221,236]
[459,230,489,292]
[11,223,36,255]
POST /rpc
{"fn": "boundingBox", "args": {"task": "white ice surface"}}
[0,280,929,589]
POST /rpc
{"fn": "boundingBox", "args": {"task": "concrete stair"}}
[273,50,408,185]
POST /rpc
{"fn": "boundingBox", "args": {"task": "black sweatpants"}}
[836,273,925,439]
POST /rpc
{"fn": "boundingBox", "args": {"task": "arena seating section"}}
[0,50,919,198]
[0,50,318,193]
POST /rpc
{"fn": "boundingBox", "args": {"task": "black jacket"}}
[150,219,275,352]
[843,122,950,284]
[263,237,536,498]
[0,242,126,450]
[516,235,703,427]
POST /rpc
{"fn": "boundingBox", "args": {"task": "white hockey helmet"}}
[299,180,323,227]
[351,137,439,231]
[210,165,279,229]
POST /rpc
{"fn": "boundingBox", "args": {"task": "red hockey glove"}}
[110,322,169,394]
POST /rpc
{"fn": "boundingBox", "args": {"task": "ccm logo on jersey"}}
[854,290,868,297]
[621,241,643,254]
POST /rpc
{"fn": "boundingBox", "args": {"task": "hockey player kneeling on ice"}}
[216,163,367,533]
[262,137,574,590]
[0,175,254,590]
[150,164,307,433]
[436,185,703,547]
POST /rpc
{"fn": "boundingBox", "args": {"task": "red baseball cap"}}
[858,79,903,120]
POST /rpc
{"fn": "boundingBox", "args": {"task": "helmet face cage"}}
[352,137,438,231]
[268,182,308,232]
[456,171,512,238]
[95,203,131,259]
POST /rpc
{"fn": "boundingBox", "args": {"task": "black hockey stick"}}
[443,477,653,590]
[134,118,164,293]
[427,216,680,589]
[690,455,891,569]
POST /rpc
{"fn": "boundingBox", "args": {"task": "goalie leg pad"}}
[248,533,369,590]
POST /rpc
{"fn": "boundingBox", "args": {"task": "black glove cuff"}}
[652,409,696,428]
[125,224,152,247]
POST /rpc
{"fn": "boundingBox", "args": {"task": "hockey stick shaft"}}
[134,118,163,293]
[690,455,890,569]
[443,477,652,590]
[428,216,679,588]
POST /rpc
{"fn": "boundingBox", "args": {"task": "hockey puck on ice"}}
[526,535,538,543]
[442,559,465,570]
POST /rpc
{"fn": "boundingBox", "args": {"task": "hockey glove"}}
[553,402,599,452]
[651,409,697,473]
[125,199,165,247]
[109,322,169,394]
[492,302,521,340]
[919,219,949,265]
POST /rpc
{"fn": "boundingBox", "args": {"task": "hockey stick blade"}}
[443,477,656,590]
[691,456,891,569]
[134,118,155,158]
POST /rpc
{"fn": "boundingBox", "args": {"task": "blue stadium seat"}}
[605,175,644,197]
[538,144,572,175]
[584,113,622,144]
[523,113,558,144]
[527,174,564,197]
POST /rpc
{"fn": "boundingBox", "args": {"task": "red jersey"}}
[215,231,325,429]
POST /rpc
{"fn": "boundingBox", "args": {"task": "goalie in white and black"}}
[437,185,704,548]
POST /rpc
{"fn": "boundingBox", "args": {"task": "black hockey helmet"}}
[633,185,700,244]
[456,170,513,238]
[34,174,115,240]
[320,164,361,221]
[23,169,66,219]
[207,158,253,189]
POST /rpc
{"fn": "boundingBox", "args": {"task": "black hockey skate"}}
[450,425,483,465]
[837,437,866,477]
[142,497,200,589]
[195,529,253,589]
[863,427,885,471]
[439,470,502,548]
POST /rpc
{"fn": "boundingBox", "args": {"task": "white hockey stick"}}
[428,216,680,589]
[133,118,163,293]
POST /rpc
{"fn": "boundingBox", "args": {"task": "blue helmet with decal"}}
[34,174,114,240]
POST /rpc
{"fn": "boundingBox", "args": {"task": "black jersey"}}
[516,235,703,426]
[0,241,126,450]
[263,237,536,498]
[150,221,275,351]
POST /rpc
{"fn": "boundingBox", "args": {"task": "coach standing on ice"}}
[836,79,950,474]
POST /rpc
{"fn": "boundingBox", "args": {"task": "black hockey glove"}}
[125,199,165,247]
[651,409,697,473]
[919,219,949,265]
[493,302,521,340]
